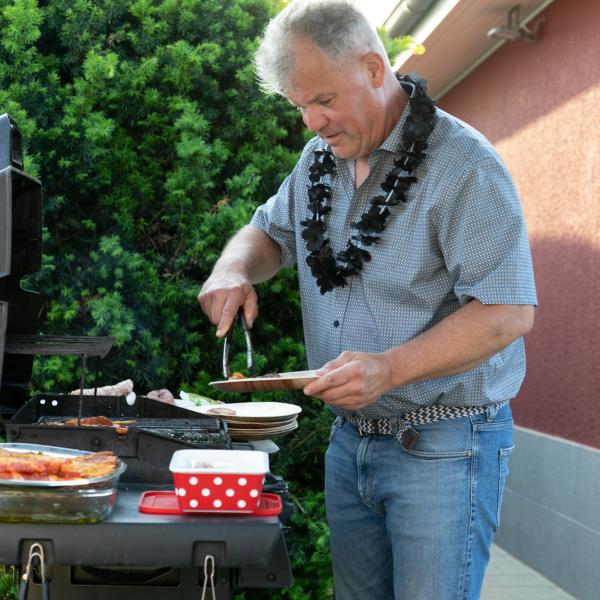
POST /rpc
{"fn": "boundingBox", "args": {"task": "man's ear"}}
[361,51,385,88]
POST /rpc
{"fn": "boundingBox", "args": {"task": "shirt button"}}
[333,320,340,328]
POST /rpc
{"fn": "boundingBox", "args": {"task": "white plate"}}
[192,401,301,421]
[229,421,299,441]
[209,370,318,393]
[221,416,298,428]
[227,421,298,434]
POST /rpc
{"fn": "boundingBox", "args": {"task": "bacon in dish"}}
[0,449,118,481]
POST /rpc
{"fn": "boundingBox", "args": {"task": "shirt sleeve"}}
[436,157,538,306]
[250,171,298,268]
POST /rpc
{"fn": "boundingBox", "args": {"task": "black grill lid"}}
[0,113,43,411]
[0,113,23,171]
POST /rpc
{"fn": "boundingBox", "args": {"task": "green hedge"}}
[0,1,415,597]
[0,0,311,393]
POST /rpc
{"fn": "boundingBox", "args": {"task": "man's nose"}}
[302,106,327,133]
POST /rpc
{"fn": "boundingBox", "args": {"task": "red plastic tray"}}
[139,490,282,516]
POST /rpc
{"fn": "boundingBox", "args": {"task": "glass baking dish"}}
[0,443,127,523]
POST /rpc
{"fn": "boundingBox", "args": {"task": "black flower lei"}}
[300,73,436,294]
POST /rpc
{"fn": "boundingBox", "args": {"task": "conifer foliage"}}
[1,0,306,392]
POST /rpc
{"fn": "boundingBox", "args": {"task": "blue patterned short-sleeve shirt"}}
[250,104,538,418]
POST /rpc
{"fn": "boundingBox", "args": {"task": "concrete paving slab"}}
[481,545,575,600]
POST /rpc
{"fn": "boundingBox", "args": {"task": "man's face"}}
[285,37,384,161]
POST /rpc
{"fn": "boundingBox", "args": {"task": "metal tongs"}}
[222,308,255,380]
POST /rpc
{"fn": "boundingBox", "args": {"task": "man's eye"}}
[320,98,332,106]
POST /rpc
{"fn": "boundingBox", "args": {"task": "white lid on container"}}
[169,449,269,474]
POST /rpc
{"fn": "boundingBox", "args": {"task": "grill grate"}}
[35,415,226,430]
[34,415,231,448]
[4,335,114,357]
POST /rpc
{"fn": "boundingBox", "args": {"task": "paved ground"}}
[482,545,575,600]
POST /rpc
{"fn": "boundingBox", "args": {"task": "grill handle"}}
[19,542,49,600]
[201,554,216,600]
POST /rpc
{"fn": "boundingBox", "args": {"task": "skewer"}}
[77,354,87,426]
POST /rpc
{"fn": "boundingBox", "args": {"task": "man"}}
[199,1,537,598]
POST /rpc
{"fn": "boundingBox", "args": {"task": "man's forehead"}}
[286,88,334,106]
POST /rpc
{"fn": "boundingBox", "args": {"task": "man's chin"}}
[328,144,354,160]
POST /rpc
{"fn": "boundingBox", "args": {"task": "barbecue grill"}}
[0,114,294,599]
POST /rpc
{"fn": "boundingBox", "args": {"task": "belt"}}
[345,401,509,450]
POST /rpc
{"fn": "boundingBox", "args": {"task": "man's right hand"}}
[197,225,282,337]
[198,267,258,337]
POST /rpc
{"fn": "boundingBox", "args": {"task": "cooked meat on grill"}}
[0,449,118,481]
[69,379,134,397]
[47,416,134,435]
[65,416,114,427]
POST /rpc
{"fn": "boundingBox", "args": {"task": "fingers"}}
[216,291,244,337]
[305,374,369,410]
[215,284,260,337]
[198,277,259,338]
[197,286,223,325]
[241,287,259,329]
[304,361,354,397]
[304,352,389,411]
[318,351,355,374]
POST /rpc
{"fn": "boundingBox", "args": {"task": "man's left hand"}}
[303,351,394,410]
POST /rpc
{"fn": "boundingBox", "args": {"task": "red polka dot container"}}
[168,449,269,513]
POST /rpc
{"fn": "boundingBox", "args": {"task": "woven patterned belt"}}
[345,401,509,450]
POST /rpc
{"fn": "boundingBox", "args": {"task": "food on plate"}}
[70,379,134,397]
[179,391,224,406]
[0,449,118,481]
[146,389,175,404]
[228,372,281,380]
[206,407,237,416]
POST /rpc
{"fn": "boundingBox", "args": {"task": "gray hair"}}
[254,0,389,96]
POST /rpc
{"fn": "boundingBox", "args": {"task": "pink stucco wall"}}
[439,0,600,448]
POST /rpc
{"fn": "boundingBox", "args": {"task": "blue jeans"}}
[325,404,514,600]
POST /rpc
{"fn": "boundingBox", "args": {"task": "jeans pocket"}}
[399,418,473,459]
[497,444,515,525]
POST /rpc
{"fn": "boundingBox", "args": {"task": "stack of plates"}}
[174,401,302,441]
